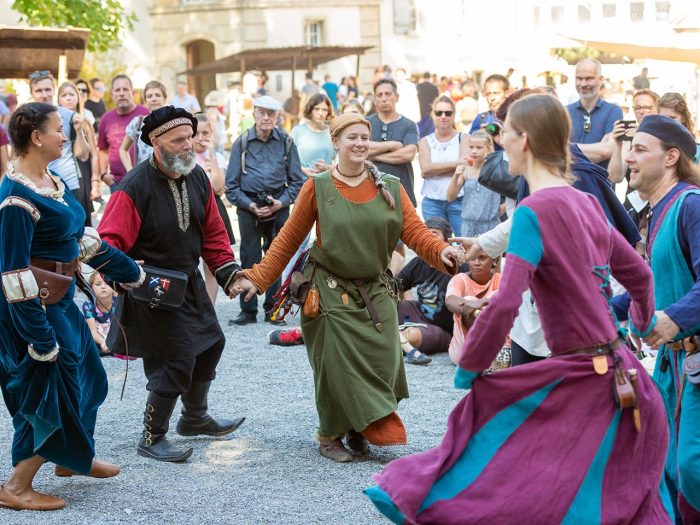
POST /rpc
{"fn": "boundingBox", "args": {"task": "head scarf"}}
[329,112,371,139]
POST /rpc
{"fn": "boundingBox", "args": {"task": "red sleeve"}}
[202,188,236,272]
[97,190,142,253]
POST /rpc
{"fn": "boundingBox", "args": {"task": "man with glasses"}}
[566,59,622,151]
[367,78,420,206]
[85,78,107,132]
[225,95,304,325]
[97,75,149,188]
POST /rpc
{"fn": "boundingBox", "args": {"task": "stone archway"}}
[184,39,216,107]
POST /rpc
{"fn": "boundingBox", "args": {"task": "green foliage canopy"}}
[12,0,137,53]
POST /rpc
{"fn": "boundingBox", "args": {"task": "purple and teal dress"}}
[366,186,674,524]
[645,182,700,523]
[0,168,141,475]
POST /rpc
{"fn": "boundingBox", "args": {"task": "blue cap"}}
[636,114,696,159]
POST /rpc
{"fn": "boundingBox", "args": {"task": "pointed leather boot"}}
[176,380,245,437]
[137,392,193,462]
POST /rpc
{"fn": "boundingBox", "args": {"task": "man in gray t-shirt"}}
[367,78,419,206]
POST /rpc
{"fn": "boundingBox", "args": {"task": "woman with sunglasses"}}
[418,96,468,236]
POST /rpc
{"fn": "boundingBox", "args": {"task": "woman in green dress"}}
[231,113,462,462]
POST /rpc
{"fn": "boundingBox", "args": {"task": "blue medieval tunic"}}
[645,182,700,523]
[0,168,141,474]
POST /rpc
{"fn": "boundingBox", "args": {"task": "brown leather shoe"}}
[0,485,65,511]
[55,459,120,478]
[318,438,353,463]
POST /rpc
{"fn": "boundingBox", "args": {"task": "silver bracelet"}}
[28,344,59,362]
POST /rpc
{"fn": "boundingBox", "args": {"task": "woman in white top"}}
[418,96,468,236]
[119,80,166,172]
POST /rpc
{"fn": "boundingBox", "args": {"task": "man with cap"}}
[626,114,700,522]
[98,106,245,463]
[225,95,304,325]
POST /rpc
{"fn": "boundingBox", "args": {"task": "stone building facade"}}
[149,0,382,103]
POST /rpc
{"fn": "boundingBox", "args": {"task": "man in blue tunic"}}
[627,115,700,523]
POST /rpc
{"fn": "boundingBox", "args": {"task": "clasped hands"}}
[226,271,258,302]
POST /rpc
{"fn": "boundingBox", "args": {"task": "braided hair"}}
[9,102,57,156]
[366,161,396,209]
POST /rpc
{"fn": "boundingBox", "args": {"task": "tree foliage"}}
[12,0,137,53]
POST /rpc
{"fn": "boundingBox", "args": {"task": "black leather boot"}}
[137,392,193,462]
[176,381,245,437]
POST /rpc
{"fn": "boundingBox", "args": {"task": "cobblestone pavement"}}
[0,297,464,525]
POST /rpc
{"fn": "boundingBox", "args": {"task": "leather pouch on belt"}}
[289,271,310,306]
[29,265,73,305]
[613,366,636,409]
[683,351,700,385]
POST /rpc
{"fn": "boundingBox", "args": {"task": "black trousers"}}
[236,206,289,314]
[510,339,547,367]
[142,339,225,398]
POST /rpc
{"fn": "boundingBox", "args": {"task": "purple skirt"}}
[366,348,674,524]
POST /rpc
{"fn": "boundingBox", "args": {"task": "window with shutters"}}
[304,20,323,46]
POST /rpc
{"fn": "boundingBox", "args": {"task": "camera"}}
[255,193,274,208]
[484,121,503,137]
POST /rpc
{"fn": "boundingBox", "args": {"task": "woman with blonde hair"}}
[231,112,461,463]
[366,94,673,524]
[657,92,700,163]
[57,81,99,224]
[418,96,468,236]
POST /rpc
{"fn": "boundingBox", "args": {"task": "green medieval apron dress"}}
[300,171,408,438]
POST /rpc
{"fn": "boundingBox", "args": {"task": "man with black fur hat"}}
[624,114,700,523]
[98,106,245,463]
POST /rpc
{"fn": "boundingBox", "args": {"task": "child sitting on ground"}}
[82,272,135,360]
[446,248,509,370]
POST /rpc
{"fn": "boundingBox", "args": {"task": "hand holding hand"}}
[229,277,258,301]
[448,237,483,261]
[643,310,680,349]
[102,173,115,186]
[440,245,463,269]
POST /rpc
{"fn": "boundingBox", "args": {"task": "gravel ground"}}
[0,298,465,524]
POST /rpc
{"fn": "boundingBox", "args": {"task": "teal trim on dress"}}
[560,411,621,525]
[364,486,406,524]
[507,206,543,267]
[629,313,657,339]
[454,368,478,390]
[592,264,628,340]
[651,189,700,339]
[418,379,561,513]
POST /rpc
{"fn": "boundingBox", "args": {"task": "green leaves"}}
[12,0,137,52]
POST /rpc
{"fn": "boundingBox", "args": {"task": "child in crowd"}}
[446,130,502,236]
[193,112,236,306]
[445,248,509,370]
[82,272,118,358]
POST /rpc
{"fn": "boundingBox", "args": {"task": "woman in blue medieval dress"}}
[0,103,144,511]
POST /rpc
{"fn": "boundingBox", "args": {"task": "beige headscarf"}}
[329,112,371,139]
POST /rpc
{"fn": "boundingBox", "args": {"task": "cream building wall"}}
[149,0,382,102]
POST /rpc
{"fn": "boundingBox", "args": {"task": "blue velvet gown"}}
[0,168,141,475]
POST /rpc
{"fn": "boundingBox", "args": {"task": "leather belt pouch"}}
[129,265,188,310]
[29,265,74,305]
[289,271,310,306]
[683,351,700,385]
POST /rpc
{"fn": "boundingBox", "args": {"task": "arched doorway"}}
[184,39,216,107]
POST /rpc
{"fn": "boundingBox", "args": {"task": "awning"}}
[179,45,374,76]
[566,36,700,64]
[0,26,90,78]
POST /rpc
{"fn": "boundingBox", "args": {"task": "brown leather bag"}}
[29,265,74,305]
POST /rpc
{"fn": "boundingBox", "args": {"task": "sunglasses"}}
[78,87,89,94]
[434,110,453,117]
[583,114,592,133]
[29,70,52,80]
[381,123,388,141]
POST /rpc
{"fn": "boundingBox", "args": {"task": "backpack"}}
[240,128,294,175]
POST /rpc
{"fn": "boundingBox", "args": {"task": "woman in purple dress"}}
[365,94,674,524]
